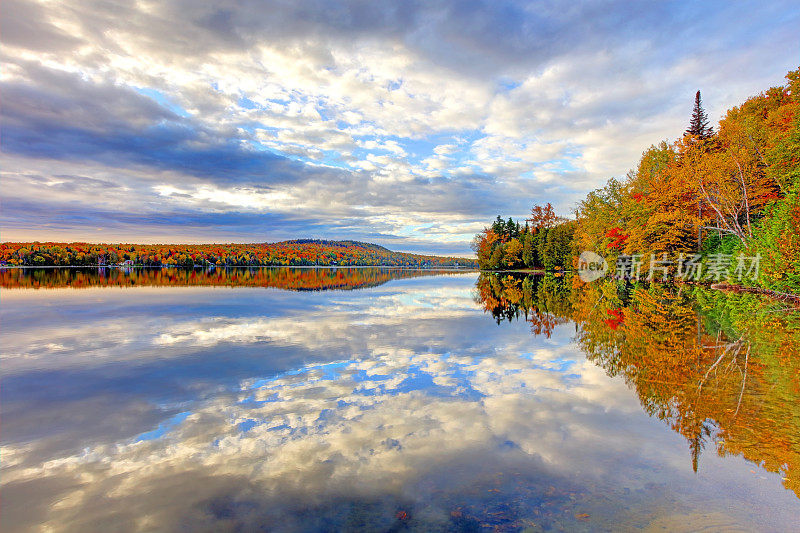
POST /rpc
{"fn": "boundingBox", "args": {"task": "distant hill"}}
[0,240,477,268]
[282,239,392,253]
[1,265,464,291]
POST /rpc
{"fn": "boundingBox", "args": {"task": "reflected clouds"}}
[2,273,798,531]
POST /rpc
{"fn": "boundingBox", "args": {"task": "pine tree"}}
[685,90,714,139]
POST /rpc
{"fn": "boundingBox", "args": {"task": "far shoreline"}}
[0,264,479,271]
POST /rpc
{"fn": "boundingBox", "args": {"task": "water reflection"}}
[476,272,800,499]
[1,269,798,532]
[0,266,463,291]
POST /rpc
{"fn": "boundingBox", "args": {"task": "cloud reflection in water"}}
[1,272,797,532]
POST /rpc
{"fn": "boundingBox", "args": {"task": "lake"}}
[1,268,798,532]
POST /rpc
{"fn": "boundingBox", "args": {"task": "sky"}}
[1,1,798,255]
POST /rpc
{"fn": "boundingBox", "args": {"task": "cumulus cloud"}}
[1,0,797,252]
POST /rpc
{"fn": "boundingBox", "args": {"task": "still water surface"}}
[1,268,798,531]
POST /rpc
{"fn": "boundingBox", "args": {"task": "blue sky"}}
[1,0,798,255]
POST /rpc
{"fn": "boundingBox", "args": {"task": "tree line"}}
[0,239,476,268]
[472,205,576,271]
[474,67,800,294]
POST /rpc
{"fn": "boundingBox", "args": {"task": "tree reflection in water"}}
[0,266,461,292]
[475,272,800,498]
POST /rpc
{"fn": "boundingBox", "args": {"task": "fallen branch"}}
[710,283,800,306]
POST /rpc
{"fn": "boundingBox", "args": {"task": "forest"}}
[0,239,475,268]
[474,68,800,294]
[472,205,576,271]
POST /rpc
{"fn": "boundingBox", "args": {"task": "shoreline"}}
[0,265,479,271]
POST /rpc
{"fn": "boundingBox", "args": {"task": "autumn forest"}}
[0,239,474,269]
[474,68,800,295]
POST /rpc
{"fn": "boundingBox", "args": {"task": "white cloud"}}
[2,0,797,252]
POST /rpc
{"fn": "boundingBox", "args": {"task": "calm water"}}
[1,268,798,532]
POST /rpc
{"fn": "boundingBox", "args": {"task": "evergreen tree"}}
[492,215,506,239]
[522,232,536,268]
[506,217,517,239]
[685,90,713,139]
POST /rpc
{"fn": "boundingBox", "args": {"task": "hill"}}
[0,240,476,268]
[282,239,392,253]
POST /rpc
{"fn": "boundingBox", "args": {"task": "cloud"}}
[1,0,798,252]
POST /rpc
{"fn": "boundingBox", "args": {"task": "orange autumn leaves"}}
[575,68,799,290]
[0,240,475,268]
